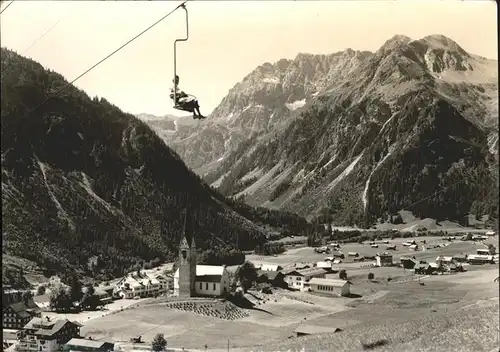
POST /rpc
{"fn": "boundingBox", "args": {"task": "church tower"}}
[177,209,196,297]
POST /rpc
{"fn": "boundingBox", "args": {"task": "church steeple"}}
[177,208,196,297]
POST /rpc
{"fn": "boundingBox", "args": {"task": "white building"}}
[315,261,333,271]
[114,271,165,299]
[173,265,230,297]
[284,268,327,291]
[308,278,352,296]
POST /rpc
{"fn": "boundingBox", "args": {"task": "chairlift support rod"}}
[173,3,189,105]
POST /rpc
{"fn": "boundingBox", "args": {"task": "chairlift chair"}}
[172,4,191,112]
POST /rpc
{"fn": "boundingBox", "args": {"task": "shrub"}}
[368,272,375,280]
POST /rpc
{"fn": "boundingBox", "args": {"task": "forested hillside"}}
[1,48,311,284]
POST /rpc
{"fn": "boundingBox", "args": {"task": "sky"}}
[0,0,497,117]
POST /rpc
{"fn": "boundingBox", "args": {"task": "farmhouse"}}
[400,257,418,269]
[19,318,81,352]
[3,299,42,330]
[64,338,114,352]
[173,234,230,297]
[284,268,327,291]
[114,271,164,299]
[375,253,393,267]
[257,270,286,287]
[308,278,352,296]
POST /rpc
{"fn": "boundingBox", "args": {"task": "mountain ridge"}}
[140,33,498,226]
[1,48,312,285]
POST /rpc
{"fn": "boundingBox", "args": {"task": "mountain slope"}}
[1,48,307,282]
[202,34,498,225]
[146,49,372,175]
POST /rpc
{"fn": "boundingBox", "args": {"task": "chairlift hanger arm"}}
[173,3,189,104]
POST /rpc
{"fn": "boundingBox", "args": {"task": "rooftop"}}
[297,267,327,277]
[257,270,283,280]
[66,338,113,349]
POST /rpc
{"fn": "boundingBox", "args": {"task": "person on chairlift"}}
[169,75,205,119]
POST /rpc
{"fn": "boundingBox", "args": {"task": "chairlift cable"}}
[24,0,187,116]
[0,0,15,15]
[1,5,75,78]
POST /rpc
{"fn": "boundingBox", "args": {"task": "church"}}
[173,233,230,297]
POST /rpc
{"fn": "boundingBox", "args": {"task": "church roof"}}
[196,265,225,276]
[174,265,225,278]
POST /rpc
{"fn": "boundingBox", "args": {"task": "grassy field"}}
[250,299,499,352]
[247,236,487,272]
[81,303,294,350]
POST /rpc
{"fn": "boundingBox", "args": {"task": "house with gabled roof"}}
[284,267,327,291]
[3,298,42,330]
[19,317,81,352]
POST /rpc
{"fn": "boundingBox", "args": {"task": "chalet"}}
[3,299,42,330]
[284,268,327,291]
[375,254,393,267]
[114,271,165,299]
[293,262,312,270]
[414,263,437,275]
[315,261,333,272]
[20,318,81,352]
[307,278,352,296]
[294,324,342,337]
[400,256,418,269]
[259,264,282,272]
[256,270,286,287]
[64,338,114,352]
[436,256,454,265]
[3,329,26,345]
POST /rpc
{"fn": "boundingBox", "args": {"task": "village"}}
[3,229,499,352]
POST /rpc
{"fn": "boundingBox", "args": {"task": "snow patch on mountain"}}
[285,99,306,111]
[263,77,280,84]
